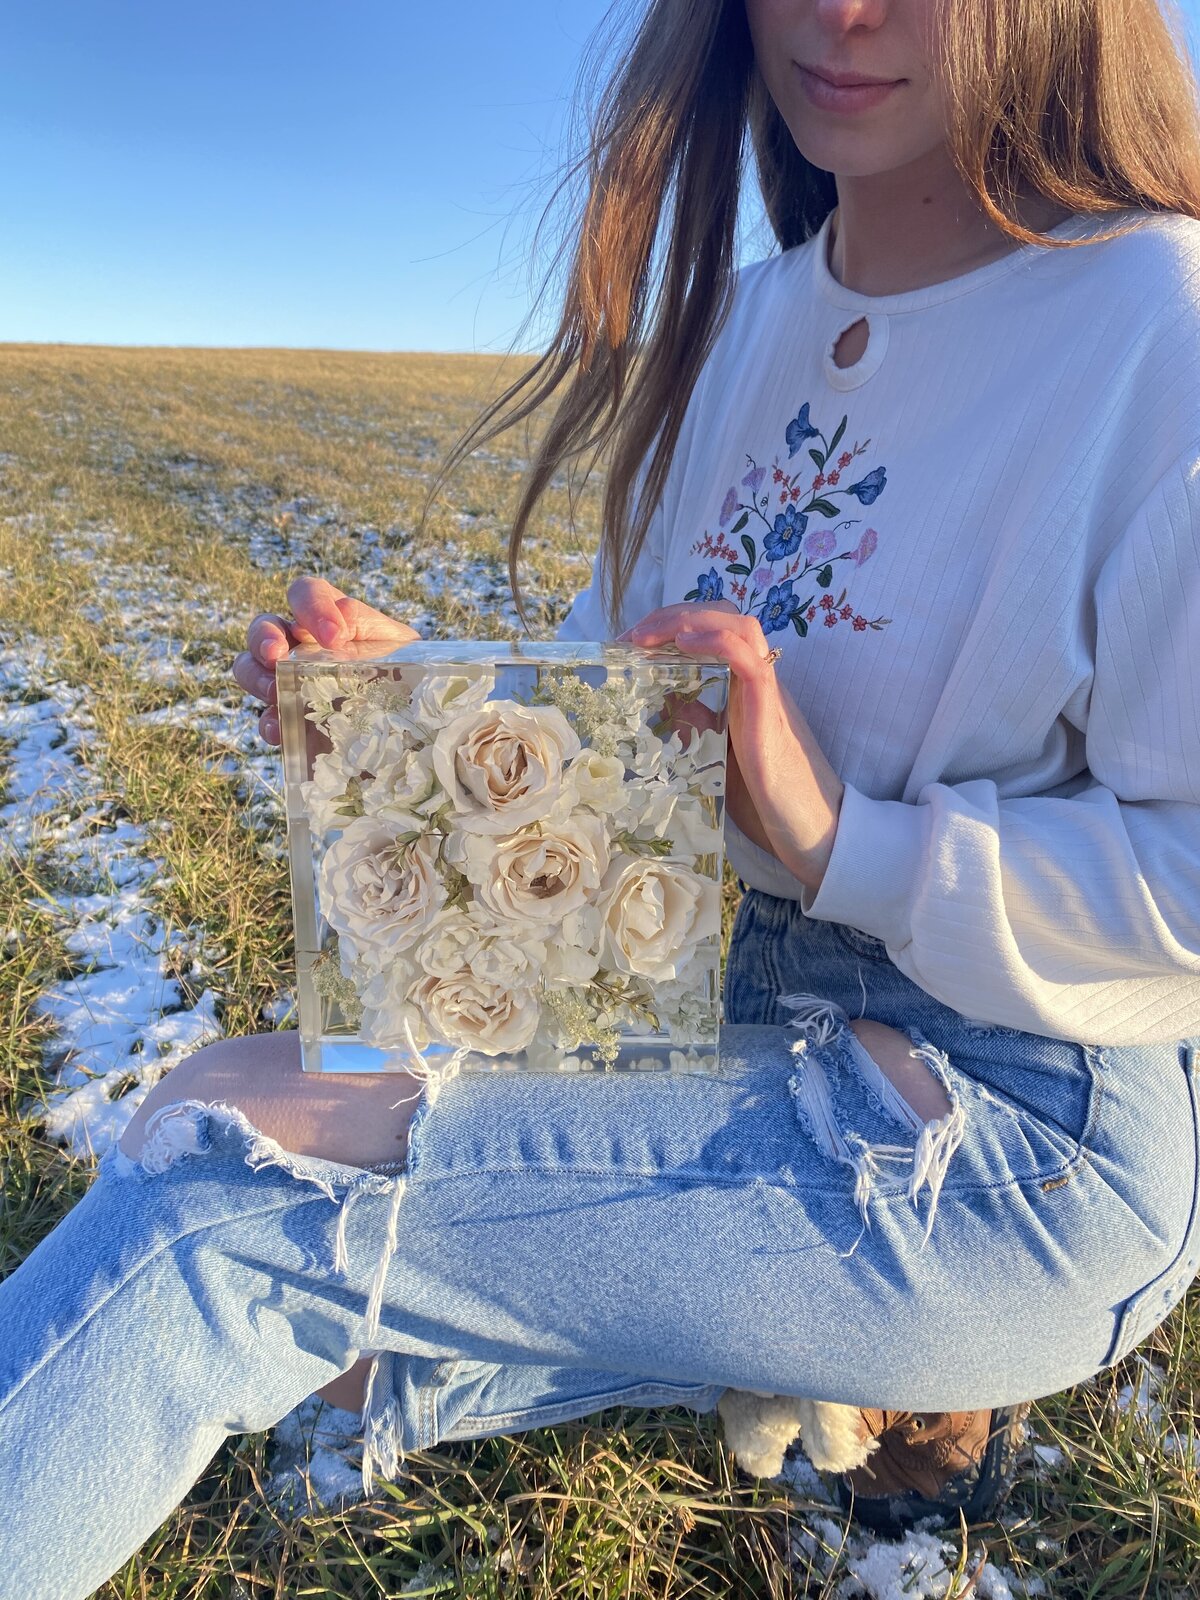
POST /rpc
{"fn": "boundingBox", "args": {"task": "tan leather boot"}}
[836,1405,1031,1535]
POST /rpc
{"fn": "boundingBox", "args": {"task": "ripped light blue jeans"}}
[2,893,1199,1599]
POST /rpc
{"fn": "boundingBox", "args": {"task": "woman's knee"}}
[118,1031,300,1162]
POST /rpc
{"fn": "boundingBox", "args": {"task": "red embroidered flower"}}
[806,607,817,621]
[839,604,853,619]
[852,615,867,630]
[826,470,840,486]
[812,473,826,489]
[823,612,838,627]
[819,594,836,610]
[838,451,852,469]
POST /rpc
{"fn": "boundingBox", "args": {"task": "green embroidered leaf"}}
[829,416,847,455]
[809,498,839,517]
[725,562,750,576]
[817,565,833,587]
[790,612,808,637]
[740,532,756,566]
[808,448,824,470]
[683,588,700,600]
[731,512,750,535]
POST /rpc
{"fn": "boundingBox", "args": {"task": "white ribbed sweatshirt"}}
[556,205,1200,1048]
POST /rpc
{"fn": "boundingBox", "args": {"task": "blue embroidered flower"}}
[764,504,807,561]
[756,579,801,634]
[695,567,724,601]
[785,403,819,458]
[845,466,886,504]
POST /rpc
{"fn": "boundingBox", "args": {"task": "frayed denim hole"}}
[787,1017,966,1249]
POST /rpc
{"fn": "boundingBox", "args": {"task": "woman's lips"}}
[796,64,902,113]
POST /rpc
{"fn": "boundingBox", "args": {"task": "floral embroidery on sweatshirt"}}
[684,402,894,638]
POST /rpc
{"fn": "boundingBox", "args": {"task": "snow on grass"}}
[1,643,224,1158]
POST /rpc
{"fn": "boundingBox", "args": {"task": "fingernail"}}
[317,620,340,646]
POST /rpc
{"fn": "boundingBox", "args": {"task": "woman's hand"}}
[618,602,846,895]
[233,575,422,747]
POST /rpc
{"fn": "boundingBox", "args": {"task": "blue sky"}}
[1,0,1197,353]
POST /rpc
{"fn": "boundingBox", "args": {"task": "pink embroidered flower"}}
[812,473,826,489]
[852,615,867,631]
[826,470,840,485]
[850,528,878,566]
[806,607,817,622]
[752,566,774,588]
[719,487,738,526]
[839,603,853,619]
[804,529,836,562]
[819,594,836,611]
[823,612,838,627]
[838,451,852,468]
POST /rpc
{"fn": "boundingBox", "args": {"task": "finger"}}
[259,706,281,746]
[673,620,780,684]
[615,601,736,642]
[247,612,297,666]
[232,651,278,703]
[338,597,422,643]
[287,575,351,646]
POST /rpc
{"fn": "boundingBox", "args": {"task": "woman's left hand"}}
[618,602,846,895]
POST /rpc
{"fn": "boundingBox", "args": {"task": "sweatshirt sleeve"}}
[798,444,1200,1047]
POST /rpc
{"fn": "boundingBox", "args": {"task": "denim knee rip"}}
[777,992,966,1250]
[105,1047,470,1499]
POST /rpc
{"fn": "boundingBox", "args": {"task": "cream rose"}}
[431,700,581,834]
[417,906,547,988]
[596,856,720,983]
[317,818,445,971]
[409,969,541,1056]
[456,810,610,925]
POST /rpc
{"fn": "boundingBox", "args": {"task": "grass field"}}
[1,344,1197,1598]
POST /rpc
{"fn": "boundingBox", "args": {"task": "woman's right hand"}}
[233,575,422,746]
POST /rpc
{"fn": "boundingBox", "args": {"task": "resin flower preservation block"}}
[276,638,731,1081]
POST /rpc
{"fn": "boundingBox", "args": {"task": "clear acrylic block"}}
[276,638,730,1078]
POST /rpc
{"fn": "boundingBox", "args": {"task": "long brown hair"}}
[430,0,1200,636]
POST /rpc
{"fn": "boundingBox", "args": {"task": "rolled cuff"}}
[798,779,926,949]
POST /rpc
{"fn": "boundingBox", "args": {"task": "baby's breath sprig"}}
[311,945,364,1027]
[530,672,649,758]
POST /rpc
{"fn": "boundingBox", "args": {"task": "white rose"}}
[341,710,419,779]
[410,969,541,1056]
[361,741,440,824]
[417,906,547,987]
[431,700,581,834]
[457,810,609,925]
[596,855,720,983]
[404,670,496,730]
[317,818,446,970]
[564,749,628,815]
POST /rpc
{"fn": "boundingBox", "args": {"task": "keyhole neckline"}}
[823,311,889,391]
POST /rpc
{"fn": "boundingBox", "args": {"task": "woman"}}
[4,0,1200,1591]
